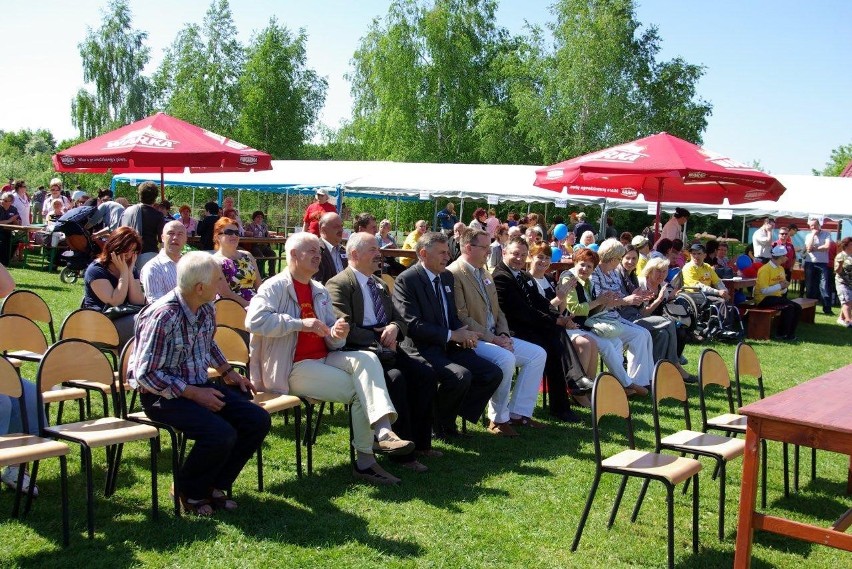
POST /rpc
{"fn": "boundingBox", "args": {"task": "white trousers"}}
[475,338,547,423]
[566,322,652,388]
[288,350,396,454]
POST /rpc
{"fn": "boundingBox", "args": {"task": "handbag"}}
[584,310,624,339]
[102,304,143,320]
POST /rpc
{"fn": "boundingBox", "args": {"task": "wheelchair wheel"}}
[60,266,79,284]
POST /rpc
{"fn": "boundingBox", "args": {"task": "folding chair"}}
[572,372,702,569]
[37,339,160,539]
[214,325,303,485]
[1,289,57,342]
[639,360,745,541]
[0,356,71,546]
[0,314,86,423]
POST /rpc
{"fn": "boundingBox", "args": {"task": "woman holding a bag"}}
[82,227,146,348]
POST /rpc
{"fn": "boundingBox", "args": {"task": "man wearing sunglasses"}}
[773,225,796,289]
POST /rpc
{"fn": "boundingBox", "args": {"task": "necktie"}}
[434,276,448,327]
[516,272,532,304]
[366,277,388,325]
[336,246,345,271]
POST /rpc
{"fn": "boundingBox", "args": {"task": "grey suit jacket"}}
[326,266,406,348]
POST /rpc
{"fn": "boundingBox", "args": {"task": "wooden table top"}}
[0,223,45,231]
[722,277,756,289]
[188,235,286,245]
[381,247,417,258]
[740,364,852,435]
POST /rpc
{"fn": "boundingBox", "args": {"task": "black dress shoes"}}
[550,409,583,424]
[568,376,594,394]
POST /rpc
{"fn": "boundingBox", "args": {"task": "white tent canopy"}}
[111,160,852,219]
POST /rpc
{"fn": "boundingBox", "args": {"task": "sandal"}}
[178,494,214,517]
[210,489,238,511]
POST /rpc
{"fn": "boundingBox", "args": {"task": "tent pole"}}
[653,178,663,243]
[433,199,439,232]
[284,190,289,234]
[160,168,165,201]
[460,197,464,223]
[741,216,747,243]
[599,199,608,237]
[191,188,196,217]
[544,202,549,225]
[395,196,399,236]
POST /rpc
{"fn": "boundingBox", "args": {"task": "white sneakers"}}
[838,318,851,328]
[1,465,39,497]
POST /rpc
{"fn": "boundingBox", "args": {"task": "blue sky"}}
[3,0,850,174]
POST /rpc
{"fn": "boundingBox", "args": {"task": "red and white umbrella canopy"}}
[534,132,785,205]
[53,112,272,174]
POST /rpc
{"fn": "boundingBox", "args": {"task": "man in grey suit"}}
[315,212,346,284]
[326,233,439,470]
[392,231,502,441]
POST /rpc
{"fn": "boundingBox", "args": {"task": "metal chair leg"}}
[718,462,726,541]
[631,478,651,522]
[294,406,303,479]
[150,437,159,521]
[83,446,95,539]
[571,471,601,552]
[608,475,629,528]
[693,474,700,554]
[666,484,675,569]
[60,455,69,547]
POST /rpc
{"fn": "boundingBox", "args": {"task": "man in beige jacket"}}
[447,228,547,434]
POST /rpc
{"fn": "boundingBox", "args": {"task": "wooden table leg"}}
[734,419,762,568]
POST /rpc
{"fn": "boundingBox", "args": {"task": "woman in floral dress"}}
[212,217,261,308]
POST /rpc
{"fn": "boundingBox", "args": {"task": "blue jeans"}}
[804,261,831,311]
[0,380,42,436]
[141,384,271,500]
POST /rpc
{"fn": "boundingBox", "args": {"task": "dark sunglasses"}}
[219,229,240,236]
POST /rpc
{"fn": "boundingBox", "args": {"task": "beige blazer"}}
[447,258,510,342]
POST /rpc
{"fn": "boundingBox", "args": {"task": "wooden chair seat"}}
[0,433,71,464]
[602,449,701,485]
[660,430,746,461]
[253,391,302,414]
[46,418,159,448]
[706,413,746,433]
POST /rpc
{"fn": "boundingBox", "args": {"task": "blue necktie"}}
[366,277,388,325]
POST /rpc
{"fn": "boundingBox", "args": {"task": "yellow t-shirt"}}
[754,262,786,304]
[400,230,420,267]
[681,261,721,289]
[636,254,648,275]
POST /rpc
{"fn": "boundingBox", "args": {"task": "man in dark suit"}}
[326,233,439,471]
[492,237,592,423]
[316,212,346,284]
[196,201,220,250]
[392,231,502,440]
[447,222,464,262]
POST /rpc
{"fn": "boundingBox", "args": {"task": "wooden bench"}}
[791,297,818,323]
[741,307,780,340]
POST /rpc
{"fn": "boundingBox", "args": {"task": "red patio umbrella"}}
[53,112,273,198]
[534,132,786,239]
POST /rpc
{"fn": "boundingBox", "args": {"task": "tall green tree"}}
[154,0,243,134]
[347,0,508,163]
[71,0,151,138]
[238,19,327,158]
[813,142,852,176]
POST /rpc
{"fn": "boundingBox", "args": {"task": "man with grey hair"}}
[247,231,413,485]
[315,212,345,284]
[130,251,270,516]
[326,232,439,471]
[393,231,502,440]
[140,220,188,303]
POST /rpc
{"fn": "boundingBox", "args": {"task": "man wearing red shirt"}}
[302,188,337,236]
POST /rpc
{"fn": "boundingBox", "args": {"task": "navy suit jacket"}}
[392,263,462,357]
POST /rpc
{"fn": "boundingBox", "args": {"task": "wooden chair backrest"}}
[214,325,249,365]
[214,298,247,331]
[1,290,53,329]
[0,314,49,354]
[654,360,687,404]
[380,274,395,294]
[0,356,22,398]
[735,342,762,379]
[37,339,114,392]
[59,309,119,348]
[593,372,629,423]
[699,348,731,389]
[119,338,135,385]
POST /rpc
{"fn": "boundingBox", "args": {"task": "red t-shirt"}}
[292,280,329,362]
[303,202,337,235]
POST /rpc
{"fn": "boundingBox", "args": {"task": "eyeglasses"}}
[778,232,788,236]
[219,229,240,236]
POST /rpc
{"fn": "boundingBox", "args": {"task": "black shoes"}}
[550,409,583,424]
[568,376,594,395]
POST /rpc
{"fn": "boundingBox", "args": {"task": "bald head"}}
[162,220,187,260]
[319,212,343,245]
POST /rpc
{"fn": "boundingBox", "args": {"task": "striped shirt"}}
[128,290,226,399]
[139,250,179,303]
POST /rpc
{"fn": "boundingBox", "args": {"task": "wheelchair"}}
[664,288,744,343]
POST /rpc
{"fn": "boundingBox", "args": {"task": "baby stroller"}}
[52,217,99,284]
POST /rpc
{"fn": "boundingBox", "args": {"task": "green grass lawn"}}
[1,265,851,568]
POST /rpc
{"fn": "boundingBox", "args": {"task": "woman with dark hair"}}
[244,210,276,278]
[469,207,487,232]
[212,217,261,307]
[82,226,145,347]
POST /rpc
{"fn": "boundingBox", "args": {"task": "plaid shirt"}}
[128,290,226,399]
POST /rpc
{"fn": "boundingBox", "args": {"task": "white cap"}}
[49,177,63,188]
[71,190,88,201]
[315,187,329,196]
[771,245,788,257]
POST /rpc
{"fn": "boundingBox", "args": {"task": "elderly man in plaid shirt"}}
[129,251,270,516]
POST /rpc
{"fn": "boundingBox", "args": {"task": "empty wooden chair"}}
[1,289,56,342]
[641,360,745,541]
[214,298,248,332]
[0,356,71,546]
[36,339,160,539]
[572,372,702,569]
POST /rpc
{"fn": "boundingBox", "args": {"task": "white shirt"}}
[140,250,179,303]
[321,237,345,273]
